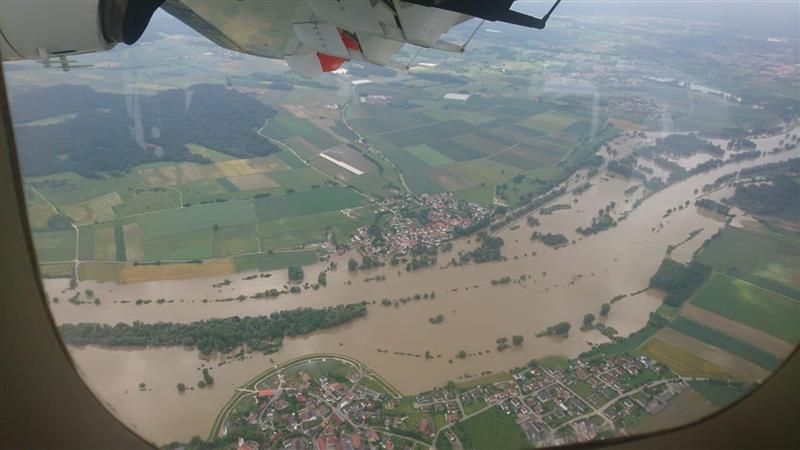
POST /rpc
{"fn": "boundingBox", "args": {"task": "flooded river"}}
[46,130,799,444]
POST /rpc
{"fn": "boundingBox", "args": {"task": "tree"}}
[84,288,94,298]
[496,337,508,345]
[583,313,596,327]
[348,258,359,272]
[202,368,214,386]
[512,335,524,346]
[288,266,304,282]
[177,382,186,392]
[600,303,611,316]
[456,350,467,359]
[138,382,146,390]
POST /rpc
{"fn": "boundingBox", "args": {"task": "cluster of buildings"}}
[227,353,685,450]
[350,193,490,258]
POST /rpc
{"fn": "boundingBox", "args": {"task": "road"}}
[30,185,81,279]
[340,100,414,196]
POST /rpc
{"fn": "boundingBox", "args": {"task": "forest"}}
[57,303,366,355]
[726,174,799,216]
[649,259,711,307]
[13,84,279,176]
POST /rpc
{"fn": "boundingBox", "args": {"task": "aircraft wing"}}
[1,0,561,77]
[160,0,565,77]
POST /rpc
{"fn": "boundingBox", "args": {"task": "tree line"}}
[58,303,367,355]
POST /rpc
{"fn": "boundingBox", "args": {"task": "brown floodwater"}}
[46,130,799,444]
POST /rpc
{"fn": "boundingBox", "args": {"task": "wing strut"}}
[402,0,565,30]
[461,19,486,52]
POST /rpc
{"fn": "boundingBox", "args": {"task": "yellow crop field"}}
[118,258,235,284]
[640,338,736,379]
[215,159,257,177]
[62,192,122,225]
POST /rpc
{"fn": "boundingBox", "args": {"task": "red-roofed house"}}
[257,389,275,399]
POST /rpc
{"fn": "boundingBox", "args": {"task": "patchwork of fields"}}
[347,93,603,206]
[635,225,799,398]
[27,139,371,281]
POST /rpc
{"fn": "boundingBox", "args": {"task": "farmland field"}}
[26,202,56,229]
[233,250,319,272]
[380,120,474,147]
[650,328,768,381]
[32,230,76,262]
[639,338,736,379]
[695,226,800,294]
[117,259,236,284]
[39,262,75,278]
[186,144,235,162]
[668,317,782,370]
[261,117,340,150]
[78,262,120,283]
[257,210,364,251]
[406,144,455,167]
[690,274,800,344]
[62,191,123,224]
[634,388,716,433]
[138,201,258,240]
[143,228,214,261]
[253,187,365,221]
[689,381,754,408]
[213,224,258,257]
[453,406,528,450]
[267,167,329,192]
[681,304,794,357]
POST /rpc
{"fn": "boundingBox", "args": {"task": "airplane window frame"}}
[0,46,798,450]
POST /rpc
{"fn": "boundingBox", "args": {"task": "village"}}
[348,193,491,259]
[225,354,691,450]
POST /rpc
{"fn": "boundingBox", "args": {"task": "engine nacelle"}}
[0,0,163,62]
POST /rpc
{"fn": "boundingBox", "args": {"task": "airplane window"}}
[2,1,798,448]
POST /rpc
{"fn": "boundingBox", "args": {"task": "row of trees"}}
[58,304,367,355]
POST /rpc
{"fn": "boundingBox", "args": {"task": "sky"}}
[517,0,800,36]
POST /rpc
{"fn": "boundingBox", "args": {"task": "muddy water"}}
[47,131,799,444]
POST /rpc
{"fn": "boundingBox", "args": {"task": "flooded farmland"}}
[46,132,799,444]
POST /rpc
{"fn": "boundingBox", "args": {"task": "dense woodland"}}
[58,304,366,355]
[726,175,799,216]
[649,259,711,307]
[12,84,279,176]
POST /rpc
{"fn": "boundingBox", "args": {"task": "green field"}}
[258,210,365,251]
[261,117,340,150]
[233,250,319,272]
[32,230,76,262]
[406,144,455,167]
[668,317,782,370]
[142,228,214,260]
[689,381,754,408]
[138,201,258,240]
[268,167,329,191]
[453,406,528,450]
[696,226,800,296]
[253,187,364,221]
[214,224,258,257]
[39,262,75,278]
[381,120,474,148]
[691,274,800,344]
